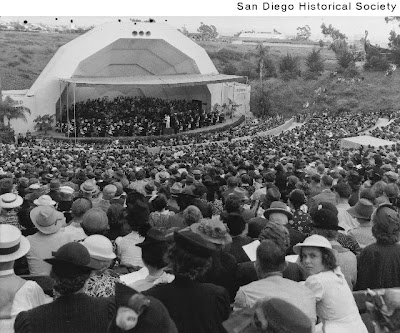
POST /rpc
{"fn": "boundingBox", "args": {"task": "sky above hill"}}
[1,16,399,47]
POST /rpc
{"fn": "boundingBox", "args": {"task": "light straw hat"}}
[293,235,335,255]
[0,224,30,262]
[0,193,23,209]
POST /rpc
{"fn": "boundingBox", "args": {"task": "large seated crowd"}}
[370,112,400,142]
[56,96,226,137]
[2,107,400,333]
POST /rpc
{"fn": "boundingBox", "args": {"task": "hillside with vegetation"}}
[1,30,399,118]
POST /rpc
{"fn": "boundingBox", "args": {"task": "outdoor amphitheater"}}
[1,19,400,333]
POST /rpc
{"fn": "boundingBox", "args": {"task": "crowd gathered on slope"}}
[2,108,400,333]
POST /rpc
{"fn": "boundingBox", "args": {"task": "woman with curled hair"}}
[356,204,400,290]
[144,229,230,333]
[182,205,202,226]
[294,235,368,333]
[148,194,175,234]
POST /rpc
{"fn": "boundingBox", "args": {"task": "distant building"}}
[234,30,290,43]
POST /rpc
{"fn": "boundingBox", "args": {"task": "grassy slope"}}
[1,31,399,116]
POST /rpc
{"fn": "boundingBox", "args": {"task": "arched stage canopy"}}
[59,73,245,87]
[16,21,246,134]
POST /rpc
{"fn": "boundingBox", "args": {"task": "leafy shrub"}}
[306,48,324,73]
[303,70,319,80]
[0,125,15,144]
[342,66,359,78]
[336,50,354,69]
[364,55,390,71]
[17,47,34,54]
[279,53,301,80]
[222,63,238,75]
[7,61,20,67]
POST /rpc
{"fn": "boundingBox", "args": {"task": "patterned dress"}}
[83,269,122,297]
[289,209,313,235]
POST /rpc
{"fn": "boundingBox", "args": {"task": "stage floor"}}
[37,114,242,139]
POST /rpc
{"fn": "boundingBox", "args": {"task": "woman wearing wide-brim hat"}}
[293,235,368,333]
[190,217,237,300]
[0,224,47,333]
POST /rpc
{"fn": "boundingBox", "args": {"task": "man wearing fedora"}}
[26,206,77,275]
[248,201,306,255]
[0,225,47,332]
[347,198,375,248]
[48,180,62,204]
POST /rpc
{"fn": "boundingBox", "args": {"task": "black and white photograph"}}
[1,2,400,332]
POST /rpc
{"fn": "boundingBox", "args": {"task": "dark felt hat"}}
[174,229,216,258]
[136,228,166,248]
[288,189,306,206]
[310,201,338,219]
[312,208,344,231]
[44,242,90,271]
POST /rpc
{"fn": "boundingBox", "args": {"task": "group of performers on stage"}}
[55,96,225,137]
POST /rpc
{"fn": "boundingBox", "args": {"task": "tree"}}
[321,23,347,40]
[34,114,55,135]
[251,84,273,117]
[305,48,324,73]
[256,43,267,87]
[0,96,31,127]
[279,53,301,80]
[222,63,237,75]
[197,22,218,41]
[388,30,400,65]
[178,26,190,36]
[336,50,354,69]
[296,25,311,41]
[321,23,349,55]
